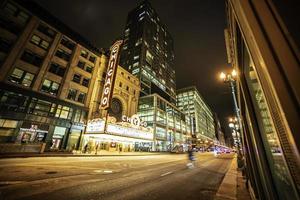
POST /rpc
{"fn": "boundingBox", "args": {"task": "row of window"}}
[3,2,30,25]
[72,73,90,87]
[118,81,136,95]
[0,90,86,123]
[8,68,88,104]
[80,50,96,63]
[30,34,50,50]
[67,89,86,104]
[77,60,93,73]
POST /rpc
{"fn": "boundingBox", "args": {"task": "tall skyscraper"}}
[120,0,176,103]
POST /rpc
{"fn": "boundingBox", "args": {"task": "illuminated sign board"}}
[86,118,153,140]
[122,114,147,128]
[100,40,123,110]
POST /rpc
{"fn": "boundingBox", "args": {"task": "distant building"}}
[176,86,216,149]
[120,0,176,103]
[213,113,225,146]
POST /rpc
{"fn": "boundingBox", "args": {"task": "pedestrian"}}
[119,145,122,153]
[83,144,88,154]
[187,145,195,169]
[95,143,99,155]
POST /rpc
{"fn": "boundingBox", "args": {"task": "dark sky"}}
[35,0,234,137]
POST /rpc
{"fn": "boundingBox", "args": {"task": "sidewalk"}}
[0,150,166,159]
[214,157,252,200]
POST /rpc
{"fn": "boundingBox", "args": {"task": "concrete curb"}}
[214,157,237,200]
[0,152,167,159]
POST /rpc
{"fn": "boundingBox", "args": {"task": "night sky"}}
[34,0,234,137]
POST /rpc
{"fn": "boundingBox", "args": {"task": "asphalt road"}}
[0,153,233,200]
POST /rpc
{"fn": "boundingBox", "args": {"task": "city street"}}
[0,153,233,200]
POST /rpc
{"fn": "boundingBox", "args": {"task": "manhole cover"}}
[45,171,57,174]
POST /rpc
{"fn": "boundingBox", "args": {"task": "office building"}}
[138,94,191,151]
[176,86,216,149]
[120,0,176,103]
[0,0,103,152]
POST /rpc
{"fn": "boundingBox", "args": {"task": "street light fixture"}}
[219,69,243,159]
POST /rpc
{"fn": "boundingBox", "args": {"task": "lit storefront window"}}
[244,47,298,199]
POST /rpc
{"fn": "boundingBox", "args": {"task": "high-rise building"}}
[120,0,176,103]
[176,86,216,149]
[226,0,300,198]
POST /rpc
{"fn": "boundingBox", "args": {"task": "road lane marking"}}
[103,170,113,173]
[160,171,173,177]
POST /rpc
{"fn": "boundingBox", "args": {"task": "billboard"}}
[100,40,123,110]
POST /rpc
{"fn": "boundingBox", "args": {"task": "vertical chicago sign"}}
[100,40,123,110]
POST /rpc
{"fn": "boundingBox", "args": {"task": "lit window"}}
[133,62,139,68]
[8,68,35,87]
[80,50,88,58]
[41,79,60,95]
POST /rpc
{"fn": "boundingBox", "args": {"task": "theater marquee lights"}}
[100,40,123,110]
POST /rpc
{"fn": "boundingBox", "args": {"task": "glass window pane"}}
[22,72,34,87]
[244,47,298,199]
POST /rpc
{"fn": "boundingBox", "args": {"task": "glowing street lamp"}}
[219,69,243,158]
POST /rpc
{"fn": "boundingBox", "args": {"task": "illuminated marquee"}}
[86,118,153,140]
[122,114,147,128]
[100,40,123,110]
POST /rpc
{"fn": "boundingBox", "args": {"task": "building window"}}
[80,50,88,58]
[21,50,43,67]
[77,92,86,103]
[0,38,13,54]
[60,37,75,50]
[48,63,66,77]
[37,23,56,38]
[72,74,81,84]
[41,79,60,95]
[146,50,153,64]
[82,78,90,87]
[67,89,77,101]
[8,68,34,87]
[77,60,85,69]
[55,48,71,62]
[119,82,122,87]
[30,34,50,50]
[126,86,129,91]
[3,2,29,24]
[85,65,93,73]
[89,55,96,63]
[55,105,72,120]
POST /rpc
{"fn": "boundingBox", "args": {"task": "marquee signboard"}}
[100,40,123,110]
[86,118,153,140]
[122,114,147,128]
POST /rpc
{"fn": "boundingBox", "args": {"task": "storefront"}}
[16,121,49,144]
[84,118,153,153]
[66,123,85,151]
[51,126,66,149]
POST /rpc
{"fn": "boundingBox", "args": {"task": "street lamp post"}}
[220,70,243,157]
